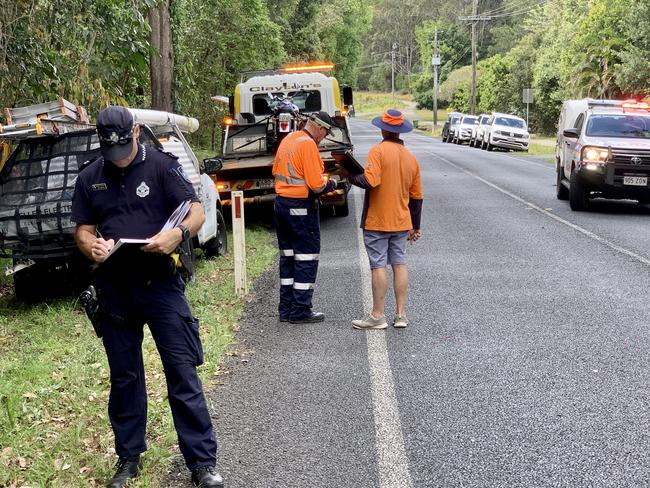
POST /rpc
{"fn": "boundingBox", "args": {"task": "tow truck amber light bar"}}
[281,63,335,73]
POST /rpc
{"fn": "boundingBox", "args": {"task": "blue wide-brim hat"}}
[371,109,413,134]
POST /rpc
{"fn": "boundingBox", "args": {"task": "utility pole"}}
[391,47,395,97]
[459,3,491,115]
[470,0,477,114]
[432,28,441,132]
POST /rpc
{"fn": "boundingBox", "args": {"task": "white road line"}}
[353,189,413,488]
[429,152,650,267]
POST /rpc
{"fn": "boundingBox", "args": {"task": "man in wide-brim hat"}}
[346,109,424,330]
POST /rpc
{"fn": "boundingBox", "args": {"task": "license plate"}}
[256,178,274,189]
[623,176,648,186]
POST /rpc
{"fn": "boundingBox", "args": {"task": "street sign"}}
[523,88,535,104]
[431,55,441,66]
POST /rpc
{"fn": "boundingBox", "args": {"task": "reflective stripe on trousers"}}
[274,196,320,320]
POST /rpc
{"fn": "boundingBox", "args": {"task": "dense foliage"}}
[0,0,373,148]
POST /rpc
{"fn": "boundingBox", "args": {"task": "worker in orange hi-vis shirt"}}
[345,109,423,330]
[272,111,338,324]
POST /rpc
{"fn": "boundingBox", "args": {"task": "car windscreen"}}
[450,116,461,124]
[252,90,322,116]
[495,117,526,129]
[481,116,490,124]
[586,114,650,139]
[462,117,477,124]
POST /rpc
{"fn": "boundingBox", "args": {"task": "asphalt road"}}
[164,118,650,487]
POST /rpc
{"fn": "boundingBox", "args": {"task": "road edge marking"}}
[429,152,650,267]
[353,189,414,488]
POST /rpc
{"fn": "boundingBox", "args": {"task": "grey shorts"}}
[363,230,409,269]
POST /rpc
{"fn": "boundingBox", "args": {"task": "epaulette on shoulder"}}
[79,155,103,172]
[152,146,179,161]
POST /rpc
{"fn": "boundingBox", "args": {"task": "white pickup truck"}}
[555,99,650,210]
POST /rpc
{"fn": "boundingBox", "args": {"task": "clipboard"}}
[330,150,365,175]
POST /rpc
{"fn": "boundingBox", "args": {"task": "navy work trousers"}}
[274,196,321,320]
[97,273,216,471]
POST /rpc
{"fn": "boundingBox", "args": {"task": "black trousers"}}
[274,196,321,320]
[97,273,216,470]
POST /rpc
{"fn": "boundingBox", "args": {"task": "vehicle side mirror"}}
[240,112,255,124]
[563,128,579,139]
[203,157,223,173]
[343,86,354,106]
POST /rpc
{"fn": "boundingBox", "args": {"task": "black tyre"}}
[334,196,350,217]
[569,168,589,211]
[486,138,493,151]
[556,163,569,200]
[203,209,228,257]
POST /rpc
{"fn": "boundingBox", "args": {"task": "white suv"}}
[470,114,490,147]
[555,99,650,211]
[453,115,478,144]
[482,113,530,151]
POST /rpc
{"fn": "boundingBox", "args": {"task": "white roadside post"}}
[231,191,248,297]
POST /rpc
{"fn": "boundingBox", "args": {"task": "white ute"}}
[482,112,530,152]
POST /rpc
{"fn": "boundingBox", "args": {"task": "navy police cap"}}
[96,106,135,162]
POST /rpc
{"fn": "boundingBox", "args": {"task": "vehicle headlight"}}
[582,146,609,163]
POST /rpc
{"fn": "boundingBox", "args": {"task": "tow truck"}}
[208,63,354,217]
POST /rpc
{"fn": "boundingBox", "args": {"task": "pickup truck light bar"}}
[587,99,650,110]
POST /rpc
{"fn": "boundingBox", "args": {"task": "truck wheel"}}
[569,169,589,211]
[556,163,569,200]
[204,209,228,257]
[334,196,350,217]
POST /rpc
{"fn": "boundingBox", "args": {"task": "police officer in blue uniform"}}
[72,106,223,488]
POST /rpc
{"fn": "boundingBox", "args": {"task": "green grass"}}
[0,228,276,487]
[526,136,556,159]
[353,91,413,117]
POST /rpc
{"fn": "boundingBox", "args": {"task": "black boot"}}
[106,455,141,488]
[191,466,224,488]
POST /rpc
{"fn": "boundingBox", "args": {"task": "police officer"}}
[71,106,223,488]
[272,111,337,323]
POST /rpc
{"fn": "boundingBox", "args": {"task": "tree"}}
[149,0,175,111]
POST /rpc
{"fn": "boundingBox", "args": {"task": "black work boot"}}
[191,466,224,487]
[106,455,141,488]
[289,311,325,324]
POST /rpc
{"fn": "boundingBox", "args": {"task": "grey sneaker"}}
[393,315,409,328]
[352,314,388,330]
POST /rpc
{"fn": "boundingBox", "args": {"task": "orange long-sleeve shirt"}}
[273,130,329,198]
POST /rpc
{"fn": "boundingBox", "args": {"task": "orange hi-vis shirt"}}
[273,130,328,199]
[362,139,423,231]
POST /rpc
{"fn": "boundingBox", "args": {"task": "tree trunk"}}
[148,0,174,112]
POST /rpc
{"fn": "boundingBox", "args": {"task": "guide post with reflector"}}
[231,191,248,297]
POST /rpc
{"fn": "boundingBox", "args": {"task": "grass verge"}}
[0,227,276,487]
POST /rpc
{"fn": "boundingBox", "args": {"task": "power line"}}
[492,3,545,18]
[482,0,546,18]
[481,0,530,16]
